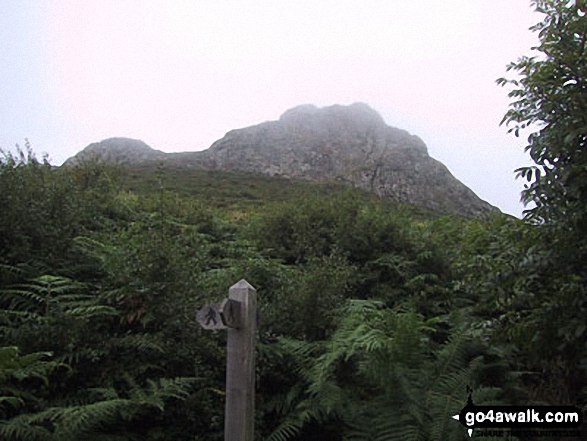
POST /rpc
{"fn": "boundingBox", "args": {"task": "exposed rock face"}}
[64,104,499,217]
[201,103,498,217]
[63,137,165,166]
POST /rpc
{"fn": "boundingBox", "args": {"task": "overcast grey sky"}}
[1,1,541,216]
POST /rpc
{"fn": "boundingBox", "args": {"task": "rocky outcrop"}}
[200,103,498,217]
[64,104,499,217]
[63,138,165,166]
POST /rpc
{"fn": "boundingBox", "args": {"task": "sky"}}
[0,1,542,217]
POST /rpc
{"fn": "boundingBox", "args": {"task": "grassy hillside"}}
[122,161,436,217]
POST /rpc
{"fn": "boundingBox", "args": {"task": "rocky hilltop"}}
[64,103,499,217]
[64,138,165,166]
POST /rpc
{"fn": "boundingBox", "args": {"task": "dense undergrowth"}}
[0,145,584,440]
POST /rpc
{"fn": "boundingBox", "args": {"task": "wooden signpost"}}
[196,279,257,441]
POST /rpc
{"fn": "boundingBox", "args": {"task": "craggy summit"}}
[66,103,498,217]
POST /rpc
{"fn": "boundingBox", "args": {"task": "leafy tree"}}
[498,0,587,240]
[497,0,587,405]
[0,144,126,273]
[250,193,452,311]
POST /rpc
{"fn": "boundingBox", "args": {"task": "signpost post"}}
[196,279,257,441]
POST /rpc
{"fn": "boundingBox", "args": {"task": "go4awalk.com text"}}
[451,388,583,438]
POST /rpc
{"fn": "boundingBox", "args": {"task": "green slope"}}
[121,162,437,219]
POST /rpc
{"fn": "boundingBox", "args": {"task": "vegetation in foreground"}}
[1,1,586,439]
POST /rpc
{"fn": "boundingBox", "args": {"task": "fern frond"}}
[0,264,26,278]
[63,304,117,318]
[0,418,52,441]
[55,347,106,367]
[0,396,24,408]
[51,398,134,438]
[264,401,319,441]
[265,300,505,441]
[0,273,116,327]
[141,377,197,403]
[0,289,45,310]
[0,346,59,386]
[0,376,199,440]
[109,333,166,355]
